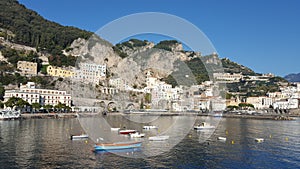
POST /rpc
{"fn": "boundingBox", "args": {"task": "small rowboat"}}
[130,132,145,138]
[255,138,264,143]
[94,141,142,151]
[143,125,158,130]
[217,137,227,141]
[70,134,89,140]
[119,129,136,135]
[149,135,169,141]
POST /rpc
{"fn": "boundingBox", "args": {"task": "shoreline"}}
[20,113,78,119]
[16,112,299,121]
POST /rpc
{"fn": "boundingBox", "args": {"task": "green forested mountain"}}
[0,0,92,55]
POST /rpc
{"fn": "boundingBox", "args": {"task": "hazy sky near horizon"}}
[18,0,300,76]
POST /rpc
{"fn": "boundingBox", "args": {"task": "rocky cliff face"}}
[64,36,122,68]
[117,40,155,57]
[65,37,204,88]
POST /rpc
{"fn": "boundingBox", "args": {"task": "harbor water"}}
[0,116,299,168]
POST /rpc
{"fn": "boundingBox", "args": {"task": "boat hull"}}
[94,142,142,151]
[143,126,157,130]
[71,134,89,140]
[119,130,136,135]
[149,136,169,141]
[111,128,120,131]
[194,126,215,130]
[130,133,145,138]
[217,137,227,141]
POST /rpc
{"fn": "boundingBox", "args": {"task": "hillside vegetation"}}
[0,0,92,55]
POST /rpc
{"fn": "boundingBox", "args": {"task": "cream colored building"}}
[47,65,75,78]
[4,82,72,107]
[213,73,243,82]
[73,63,106,85]
[17,61,37,75]
[246,96,274,109]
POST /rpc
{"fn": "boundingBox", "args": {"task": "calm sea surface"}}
[0,115,299,169]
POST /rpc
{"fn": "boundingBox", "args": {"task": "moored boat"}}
[70,134,89,140]
[130,132,145,138]
[217,137,227,141]
[111,128,120,131]
[143,125,158,130]
[255,138,264,142]
[94,141,142,151]
[194,122,215,130]
[148,135,169,141]
[119,129,136,135]
[0,110,21,120]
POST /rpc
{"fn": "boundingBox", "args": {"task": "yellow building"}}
[47,65,75,78]
[17,61,37,75]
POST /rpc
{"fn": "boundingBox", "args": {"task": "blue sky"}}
[18,0,300,76]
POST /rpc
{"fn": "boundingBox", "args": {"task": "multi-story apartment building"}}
[47,65,75,78]
[17,61,37,75]
[213,73,243,82]
[246,96,274,109]
[273,98,298,109]
[73,63,106,85]
[4,82,72,107]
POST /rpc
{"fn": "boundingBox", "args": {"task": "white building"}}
[4,82,72,107]
[73,63,106,85]
[273,98,298,109]
[151,82,172,104]
[109,78,130,91]
[213,73,243,82]
[247,96,274,109]
[296,83,300,92]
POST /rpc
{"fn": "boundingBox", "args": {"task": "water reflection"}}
[0,117,299,168]
[78,114,202,157]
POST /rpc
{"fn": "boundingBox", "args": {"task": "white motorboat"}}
[148,135,169,141]
[0,110,21,120]
[194,122,215,130]
[130,132,145,138]
[217,137,227,141]
[143,125,158,130]
[70,134,89,140]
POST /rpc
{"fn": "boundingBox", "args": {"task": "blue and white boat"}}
[94,141,142,151]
